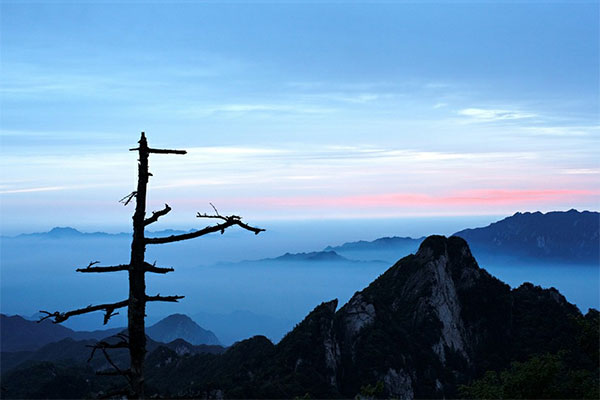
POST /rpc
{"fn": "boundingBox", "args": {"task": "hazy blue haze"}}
[2,217,597,343]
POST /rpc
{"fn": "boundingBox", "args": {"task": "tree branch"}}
[145,215,264,245]
[87,337,129,363]
[143,262,174,274]
[144,204,171,226]
[76,263,129,273]
[146,294,185,303]
[118,191,137,206]
[148,147,187,155]
[38,299,129,324]
[76,261,173,274]
[94,346,130,382]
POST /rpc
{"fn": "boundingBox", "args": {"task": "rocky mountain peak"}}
[415,235,474,265]
[146,314,220,345]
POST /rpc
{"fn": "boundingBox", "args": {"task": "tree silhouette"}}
[38,132,264,398]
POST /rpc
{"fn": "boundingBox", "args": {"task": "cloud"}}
[180,103,337,117]
[561,168,600,175]
[458,108,536,121]
[0,186,67,194]
[520,126,595,137]
[257,188,600,209]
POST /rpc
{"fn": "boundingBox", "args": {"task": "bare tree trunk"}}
[129,133,149,398]
[38,131,264,399]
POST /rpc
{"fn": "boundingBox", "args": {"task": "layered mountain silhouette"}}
[454,209,599,263]
[5,209,597,265]
[2,235,597,399]
[0,314,122,352]
[326,236,424,253]
[1,334,224,375]
[10,227,190,239]
[325,236,424,262]
[325,210,599,263]
[1,313,220,353]
[146,314,220,346]
[140,236,596,398]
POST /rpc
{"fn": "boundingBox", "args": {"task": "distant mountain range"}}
[3,235,596,398]
[1,333,224,374]
[0,314,123,352]
[325,209,599,264]
[272,250,351,262]
[5,209,597,265]
[192,310,295,345]
[325,235,424,252]
[146,314,220,345]
[1,313,220,353]
[454,209,599,263]
[7,226,191,239]
[248,250,387,264]
[325,236,424,262]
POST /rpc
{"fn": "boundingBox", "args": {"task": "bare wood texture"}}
[39,299,128,324]
[76,262,173,274]
[148,148,187,155]
[77,264,129,273]
[143,262,174,274]
[145,294,184,302]
[144,204,171,226]
[145,217,264,244]
[39,132,263,399]
[128,132,149,398]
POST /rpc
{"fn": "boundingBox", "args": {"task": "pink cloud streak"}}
[258,188,600,209]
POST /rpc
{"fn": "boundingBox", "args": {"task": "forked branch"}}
[88,341,131,383]
[87,335,129,363]
[144,204,171,226]
[145,205,264,244]
[76,262,129,273]
[144,262,174,274]
[119,191,137,206]
[39,299,129,324]
[76,261,173,274]
[38,293,182,324]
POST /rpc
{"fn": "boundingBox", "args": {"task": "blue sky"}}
[1,1,598,232]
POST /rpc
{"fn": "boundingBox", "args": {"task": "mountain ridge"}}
[454,209,599,263]
[1,235,597,399]
[1,313,221,353]
[146,314,220,346]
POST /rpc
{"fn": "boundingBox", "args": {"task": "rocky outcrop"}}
[4,235,594,400]
[272,299,341,396]
[329,235,585,399]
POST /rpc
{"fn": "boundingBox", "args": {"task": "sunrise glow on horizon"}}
[1,2,598,232]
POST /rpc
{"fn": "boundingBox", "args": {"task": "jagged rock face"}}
[118,237,596,399]
[2,235,593,400]
[265,236,519,398]
[273,299,341,397]
[331,235,581,399]
[334,235,493,398]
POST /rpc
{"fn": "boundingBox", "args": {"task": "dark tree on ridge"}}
[38,132,264,398]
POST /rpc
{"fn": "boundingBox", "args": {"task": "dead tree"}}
[39,132,264,398]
